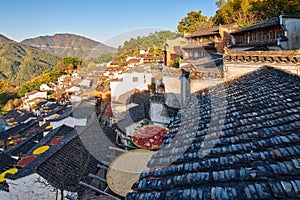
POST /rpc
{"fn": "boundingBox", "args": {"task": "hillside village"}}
[0,12,299,200]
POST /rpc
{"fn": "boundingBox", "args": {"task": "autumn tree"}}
[177,11,213,34]
[251,0,300,21]
[0,80,18,112]
[4,100,14,111]
[213,0,300,27]
[213,0,256,26]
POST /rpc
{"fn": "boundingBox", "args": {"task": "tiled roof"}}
[0,153,17,172]
[71,98,96,119]
[36,134,100,192]
[187,26,220,38]
[232,18,280,34]
[7,125,76,179]
[25,90,40,96]
[0,120,38,141]
[126,66,300,199]
[5,110,116,196]
[3,109,35,125]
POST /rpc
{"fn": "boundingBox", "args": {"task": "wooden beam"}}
[88,173,107,183]
[97,164,108,170]
[79,181,121,200]
[109,146,127,153]
[100,160,111,166]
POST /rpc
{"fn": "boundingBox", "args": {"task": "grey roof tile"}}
[127,66,300,199]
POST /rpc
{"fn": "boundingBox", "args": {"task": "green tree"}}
[172,57,180,68]
[95,53,115,63]
[18,82,40,97]
[117,31,179,56]
[177,11,212,34]
[17,69,64,97]
[55,56,82,71]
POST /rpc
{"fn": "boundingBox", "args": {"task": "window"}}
[194,51,199,59]
[132,77,138,82]
[184,52,189,59]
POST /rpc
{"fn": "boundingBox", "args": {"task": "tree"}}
[172,57,180,68]
[55,56,82,71]
[18,82,40,97]
[12,98,21,107]
[95,52,115,63]
[117,31,178,56]
[251,0,300,21]
[177,11,212,34]
[213,0,300,26]
[4,99,14,111]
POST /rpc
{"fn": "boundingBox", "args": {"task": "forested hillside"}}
[21,33,116,58]
[0,41,59,86]
[117,31,179,55]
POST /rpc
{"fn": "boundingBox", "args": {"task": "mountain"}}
[0,39,59,86]
[0,34,13,44]
[21,33,116,58]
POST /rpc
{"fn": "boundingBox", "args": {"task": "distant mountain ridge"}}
[0,34,13,43]
[0,36,59,86]
[21,33,116,58]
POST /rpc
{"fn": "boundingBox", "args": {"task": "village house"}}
[228,14,300,51]
[79,79,92,88]
[224,14,300,79]
[57,74,72,85]
[164,37,187,66]
[183,24,237,58]
[139,48,149,54]
[22,90,48,111]
[163,34,225,92]
[71,71,81,79]
[110,65,152,103]
[39,83,56,92]
[126,57,143,67]
[139,52,164,64]
[64,85,82,103]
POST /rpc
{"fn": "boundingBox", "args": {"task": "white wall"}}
[162,77,181,94]
[282,17,300,49]
[224,63,300,80]
[28,92,47,101]
[0,173,60,200]
[40,84,52,91]
[110,72,152,101]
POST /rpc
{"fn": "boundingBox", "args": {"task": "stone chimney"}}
[180,69,190,107]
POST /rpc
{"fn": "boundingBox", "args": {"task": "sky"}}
[0,0,218,47]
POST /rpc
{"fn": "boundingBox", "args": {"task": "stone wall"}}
[223,48,300,79]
